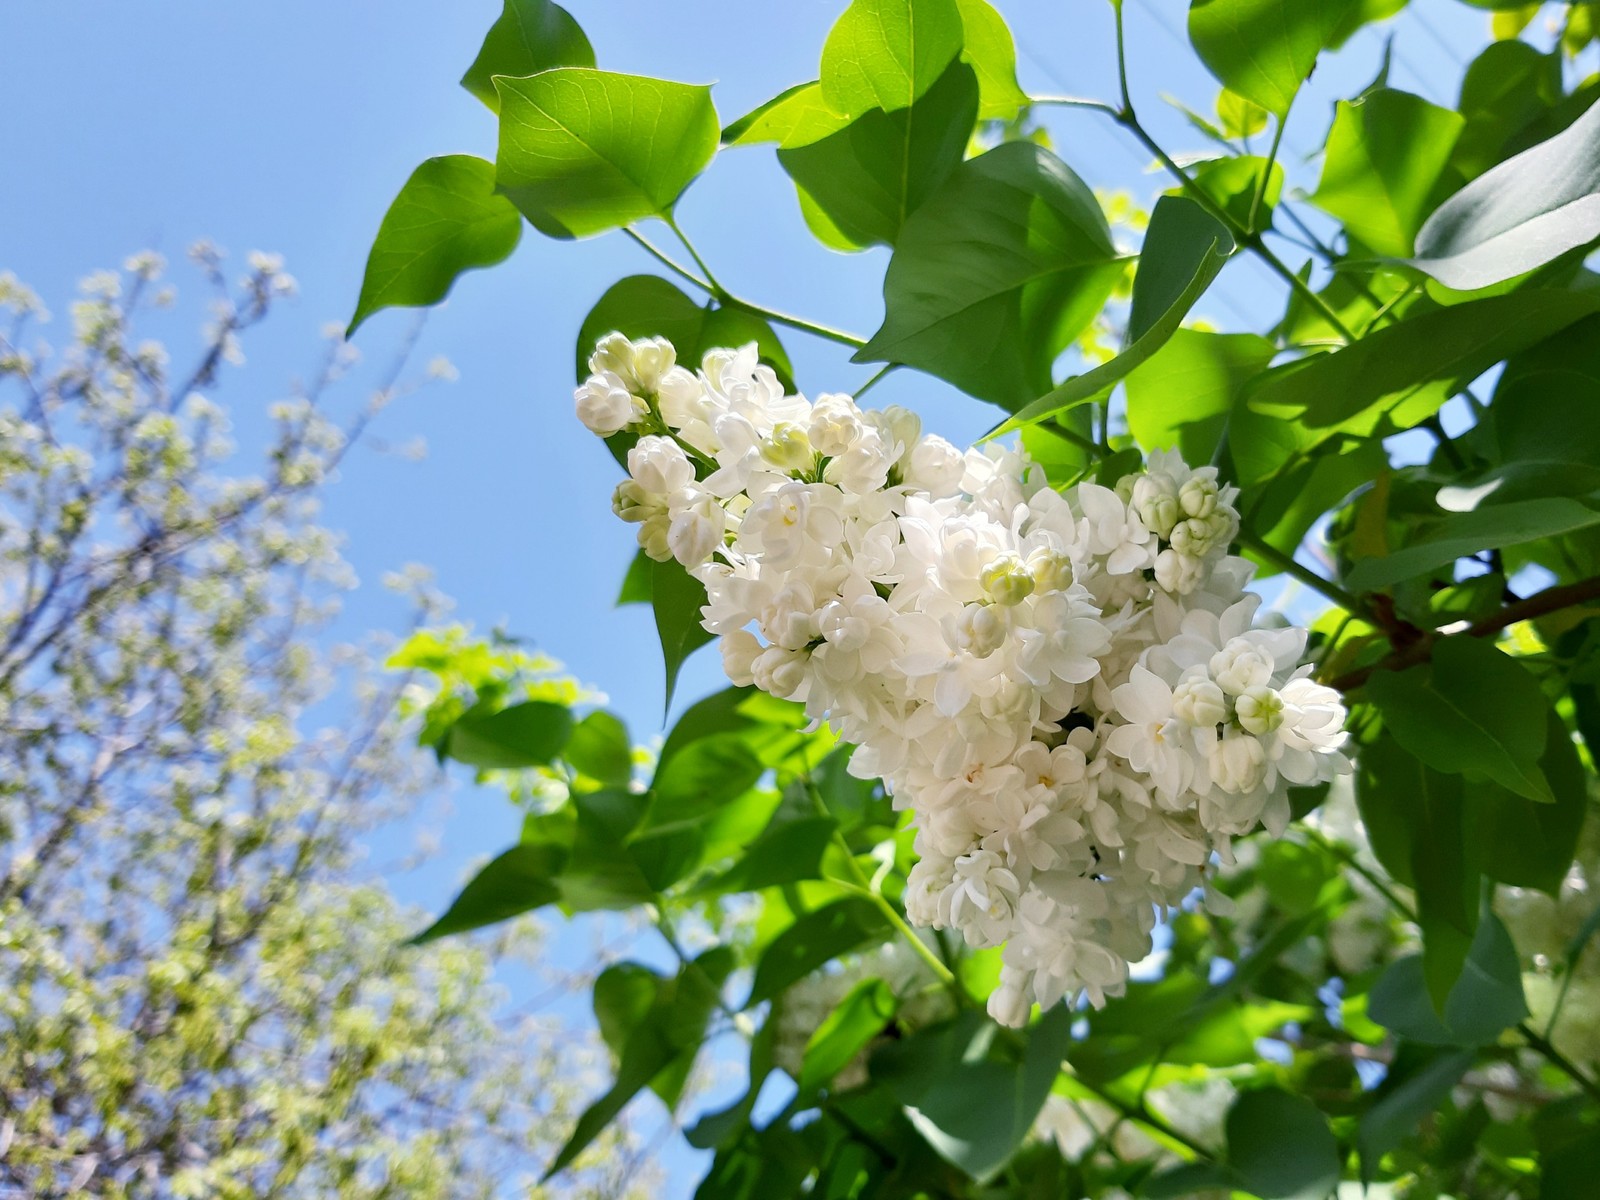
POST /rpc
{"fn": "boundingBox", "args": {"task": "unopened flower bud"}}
[1179,475,1219,518]
[611,479,656,523]
[1210,731,1267,793]
[720,630,763,687]
[1234,685,1284,735]
[950,602,1008,658]
[1210,639,1273,695]
[627,435,694,495]
[980,554,1035,606]
[1027,548,1075,593]
[575,372,644,436]
[666,489,724,567]
[1153,548,1203,594]
[751,645,808,699]
[1131,474,1181,538]
[1172,676,1227,728]
[761,422,814,474]
[809,393,864,457]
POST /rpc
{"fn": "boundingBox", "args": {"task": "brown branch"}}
[1326,574,1600,692]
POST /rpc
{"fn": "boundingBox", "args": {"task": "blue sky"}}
[1,0,1505,1189]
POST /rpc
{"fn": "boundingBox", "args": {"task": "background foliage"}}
[0,255,662,1198]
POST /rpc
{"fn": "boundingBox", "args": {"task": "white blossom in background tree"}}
[0,254,660,1200]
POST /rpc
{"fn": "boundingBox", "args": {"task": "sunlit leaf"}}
[460,0,593,112]
[495,69,719,238]
[349,156,522,335]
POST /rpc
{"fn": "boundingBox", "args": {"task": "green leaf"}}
[857,141,1123,407]
[692,815,837,895]
[592,961,702,1107]
[799,977,897,1093]
[1345,496,1600,590]
[994,194,1233,435]
[642,732,765,834]
[459,0,593,112]
[1144,1163,1244,1198]
[1225,1087,1341,1200]
[1463,708,1588,894]
[1246,288,1600,437]
[1453,39,1563,180]
[1366,637,1553,803]
[1188,154,1284,232]
[564,709,633,786]
[348,156,522,335]
[1187,0,1355,117]
[776,59,979,250]
[872,1007,1074,1182]
[1355,731,1479,1006]
[574,275,793,390]
[1245,440,1388,569]
[495,69,719,238]
[1308,89,1464,257]
[561,788,658,911]
[820,0,965,116]
[1216,88,1267,138]
[444,699,575,769]
[1410,94,1600,289]
[650,555,716,715]
[1368,911,1528,1046]
[1356,1046,1475,1176]
[1126,329,1274,464]
[745,897,889,1007]
[410,842,566,943]
[955,0,1028,121]
[546,948,733,1178]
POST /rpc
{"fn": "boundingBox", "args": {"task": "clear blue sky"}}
[1,0,1499,1189]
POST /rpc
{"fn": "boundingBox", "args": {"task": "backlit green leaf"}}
[460,0,593,112]
[445,699,575,769]
[799,977,897,1093]
[1188,0,1355,117]
[746,898,889,1007]
[1309,89,1464,257]
[1126,329,1274,464]
[858,141,1122,407]
[994,194,1233,434]
[955,0,1028,122]
[820,0,965,116]
[1226,1087,1341,1200]
[411,842,566,943]
[349,156,522,335]
[495,69,719,238]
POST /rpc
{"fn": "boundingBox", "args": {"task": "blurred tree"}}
[0,251,658,1199]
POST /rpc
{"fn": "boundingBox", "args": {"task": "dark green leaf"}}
[642,732,765,833]
[693,814,837,895]
[1126,328,1274,463]
[799,977,897,1093]
[445,699,575,769]
[495,69,719,238]
[1246,288,1600,437]
[561,788,658,911]
[1144,1162,1244,1198]
[1410,93,1600,289]
[565,710,633,787]
[994,194,1233,434]
[1187,0,1355,117]
[546,948,733,1178]
[410,842,566,943]
[1464,708,1588,894]
[1345,496,1600,590]
[1453,39,1563,180]
[1369,910,1527,1045]
[1356,1045,1475,1176]
[746,897,889,1007]
[574,274,794,390]
[459,0,593,112]
[1309,88,1463,257]
[1366,638,1553,803]
[650,555,716,715]
[872,1007,1074,1182]
[348,156,522,335]
[1225,1087,1341,1200]
[776,59,979,250]
[857,140,1123,407]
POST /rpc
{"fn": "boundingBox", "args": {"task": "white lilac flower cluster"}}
[575,333,1352,1027]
